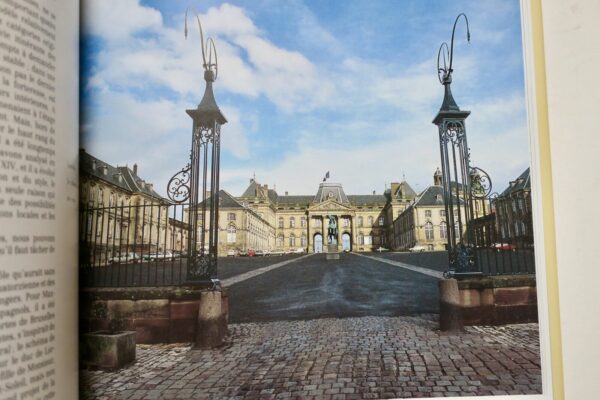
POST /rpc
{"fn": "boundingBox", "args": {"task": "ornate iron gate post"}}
[167,11,227,285]
[433,14,489,278]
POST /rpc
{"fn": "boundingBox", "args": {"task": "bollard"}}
[195,290,227,348]
[439,278,463,331]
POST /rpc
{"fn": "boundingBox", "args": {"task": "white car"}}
[376,246,389,252]
[227,249,239,257]
[293,248,305,254]
[109,252,140,264]
[408,245,426,253]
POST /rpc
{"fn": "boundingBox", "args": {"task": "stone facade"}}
[79,150,185,264]
[493,168,533,245]
[392,169,490,251]
[199,178,418,255]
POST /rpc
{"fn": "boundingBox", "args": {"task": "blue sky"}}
[81,0,529,197]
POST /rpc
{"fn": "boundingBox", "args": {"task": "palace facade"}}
[81,149,498,258]
[209,177,418,255]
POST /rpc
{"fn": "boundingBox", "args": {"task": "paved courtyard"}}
[81,252,542,399]
[81,317,541,399]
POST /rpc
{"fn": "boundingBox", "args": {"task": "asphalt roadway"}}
[227,252,441,323]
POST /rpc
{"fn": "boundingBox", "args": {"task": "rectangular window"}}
[379,217,384,226]
[301,217,306,227]
[228,212,236,221]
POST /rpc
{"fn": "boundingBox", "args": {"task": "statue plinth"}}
[326,243,340,260]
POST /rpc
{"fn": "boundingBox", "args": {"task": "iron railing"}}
[79,201,194,287]
[468,211,535,276]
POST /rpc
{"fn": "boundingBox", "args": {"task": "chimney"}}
[285,191,288,196]
[372,190,376,195]
[133,163,138,176]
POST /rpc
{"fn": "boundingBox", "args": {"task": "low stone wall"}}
[457,275,538,325]
[80,287,229,344]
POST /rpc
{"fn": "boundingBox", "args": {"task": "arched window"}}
[439,221,447,239]
[277,234,284,247]
[278,217,284,228]
[425,222,434,240]
[290,217,295,228]
[289,234,296,247]
[358,216,363,227]
[227,225,236,243]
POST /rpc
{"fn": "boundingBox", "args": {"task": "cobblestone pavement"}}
[81,316,542,399]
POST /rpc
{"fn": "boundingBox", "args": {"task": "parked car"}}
[227,249,239,257]
[491,242,517,252]
[376,246,389,252]
[255,249,270,256]
[408,245,426,253]
[108,252,140,264]
[271,249,285,256]
[293,248,305,254]
[247,248,256,257]
[146,251,174,261]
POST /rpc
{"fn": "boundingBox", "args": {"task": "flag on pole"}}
[322,171,330,182]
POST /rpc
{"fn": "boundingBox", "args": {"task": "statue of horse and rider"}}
[327,215,338,245]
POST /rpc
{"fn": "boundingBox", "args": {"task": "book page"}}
[0,0,78,399]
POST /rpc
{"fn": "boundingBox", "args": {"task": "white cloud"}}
[82,0,163,42]
[82,1,530,199]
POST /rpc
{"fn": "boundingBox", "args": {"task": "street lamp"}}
[167,10,227,284]
[433,13,489,277]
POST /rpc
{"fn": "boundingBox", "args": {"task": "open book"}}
[3,1,599,400]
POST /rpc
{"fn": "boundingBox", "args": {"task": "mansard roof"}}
[239,177,413,208]
[277,195,313,205]
[313,182,350,204]
[500,168,531,197]
[392,181,417,199]
[80,150,166,201]
[414,185,464,207]
[240,179,279,203]
[347,195,387,205]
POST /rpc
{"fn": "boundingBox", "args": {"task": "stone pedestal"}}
[326,243,340,260]
[195,290,227,349]
[82,331,136,370]
[439,279,463,331]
